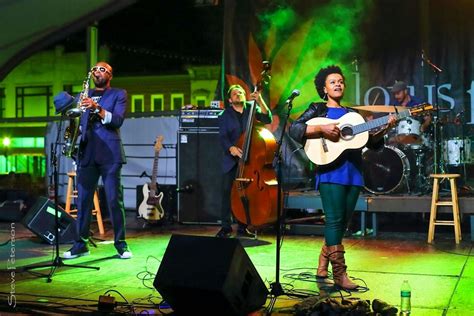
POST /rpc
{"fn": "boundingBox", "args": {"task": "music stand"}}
[21,97,99,282]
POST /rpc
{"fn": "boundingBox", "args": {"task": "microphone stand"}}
[22,115,99,282]
[425,56,444,174]
[267,98,304,313]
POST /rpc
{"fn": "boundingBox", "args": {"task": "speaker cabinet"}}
[154,234,268,316]
[177,130,223,224]
[22,197,76,244]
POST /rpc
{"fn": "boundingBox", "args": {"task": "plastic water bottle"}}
[400,280,411,315]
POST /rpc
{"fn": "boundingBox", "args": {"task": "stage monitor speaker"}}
[177,130,223,224]
[0,201,24,222]
[154,234,268,316]
[22,197,76,244]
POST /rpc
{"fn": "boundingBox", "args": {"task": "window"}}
[1,137,46,175]
[0,155,45,177]
[9,137,45,149]
[151,94,164,112]
[171,93,184,111]
[195,96,207,108]
[16,86,52,118]
[131,95,145,113]
[0,88,5,118]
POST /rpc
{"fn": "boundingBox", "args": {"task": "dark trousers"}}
[76,162,127,250]
[220,165,237,229]
[220,165,247,230]
[319,183,361,246]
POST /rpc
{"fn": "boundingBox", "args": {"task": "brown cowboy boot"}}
[327,244,358,290]
[316,244,329,278]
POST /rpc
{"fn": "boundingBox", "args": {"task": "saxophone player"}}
[63,61,132,259]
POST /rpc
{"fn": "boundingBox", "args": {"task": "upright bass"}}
[231,62,279,227]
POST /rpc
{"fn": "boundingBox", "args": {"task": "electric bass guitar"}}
[138,136,165,222]
[304,103,433,165]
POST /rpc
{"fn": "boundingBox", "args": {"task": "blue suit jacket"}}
[218,103,272,173]
[78,87,127,166]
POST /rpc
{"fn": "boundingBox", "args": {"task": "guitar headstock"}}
[409,103,433,116]
[154,135,164,153]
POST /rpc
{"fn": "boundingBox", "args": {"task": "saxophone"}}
[63,69,93,158]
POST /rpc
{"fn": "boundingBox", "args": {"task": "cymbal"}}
[352,105,408,113]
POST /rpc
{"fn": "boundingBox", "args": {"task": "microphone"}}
[285,89,301,104]
[351,56,359,71]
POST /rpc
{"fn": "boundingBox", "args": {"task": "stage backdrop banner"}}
[220,0,474,187]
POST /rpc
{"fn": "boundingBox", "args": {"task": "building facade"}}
[0,46,220,178]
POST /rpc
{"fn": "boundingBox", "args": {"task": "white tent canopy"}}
[0,0,135,80]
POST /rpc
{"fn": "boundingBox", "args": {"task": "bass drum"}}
[362,146,410,194]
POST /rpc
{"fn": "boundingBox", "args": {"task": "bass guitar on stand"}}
[138,136,165,222]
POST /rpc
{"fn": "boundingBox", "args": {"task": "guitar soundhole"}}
[340,126,354,139]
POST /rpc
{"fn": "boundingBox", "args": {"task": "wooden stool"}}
[65,171,105,235]
[428,174,462,244]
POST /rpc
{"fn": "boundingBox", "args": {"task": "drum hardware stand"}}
[458,110,468,181]
[393,106,415,195]
[404,168,412,195]
[413,148,430,194]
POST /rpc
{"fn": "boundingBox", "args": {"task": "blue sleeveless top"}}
[316,107,364,189]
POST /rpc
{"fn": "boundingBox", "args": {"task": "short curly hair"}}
[314,65,345,99]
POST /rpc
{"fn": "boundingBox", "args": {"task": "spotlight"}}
[3,137,10,147]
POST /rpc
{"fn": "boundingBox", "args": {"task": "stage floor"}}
[0,212,473,315]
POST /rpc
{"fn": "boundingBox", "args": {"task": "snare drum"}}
[395,118,422,144]
[443,138,472,165]
[362,146,410,194]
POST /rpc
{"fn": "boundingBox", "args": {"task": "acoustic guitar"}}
[304,103,433,165]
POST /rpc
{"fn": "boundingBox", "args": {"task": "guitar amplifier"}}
[179,109,221,129]
[177,130,223,224]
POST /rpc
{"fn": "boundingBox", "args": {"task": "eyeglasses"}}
[91,66,111,74]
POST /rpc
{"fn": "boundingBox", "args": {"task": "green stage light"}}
[3,137,10,147]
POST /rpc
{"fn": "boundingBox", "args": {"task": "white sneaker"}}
[118,250,133,259]
[62,244,90,259]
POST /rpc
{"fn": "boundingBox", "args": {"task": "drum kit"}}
[358,106,472,195]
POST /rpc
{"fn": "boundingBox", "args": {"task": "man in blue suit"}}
[216,84,272,238]
[63,62,132,259]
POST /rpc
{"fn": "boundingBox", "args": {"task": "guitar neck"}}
[351,109,410,135]
[150,151,159,192]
